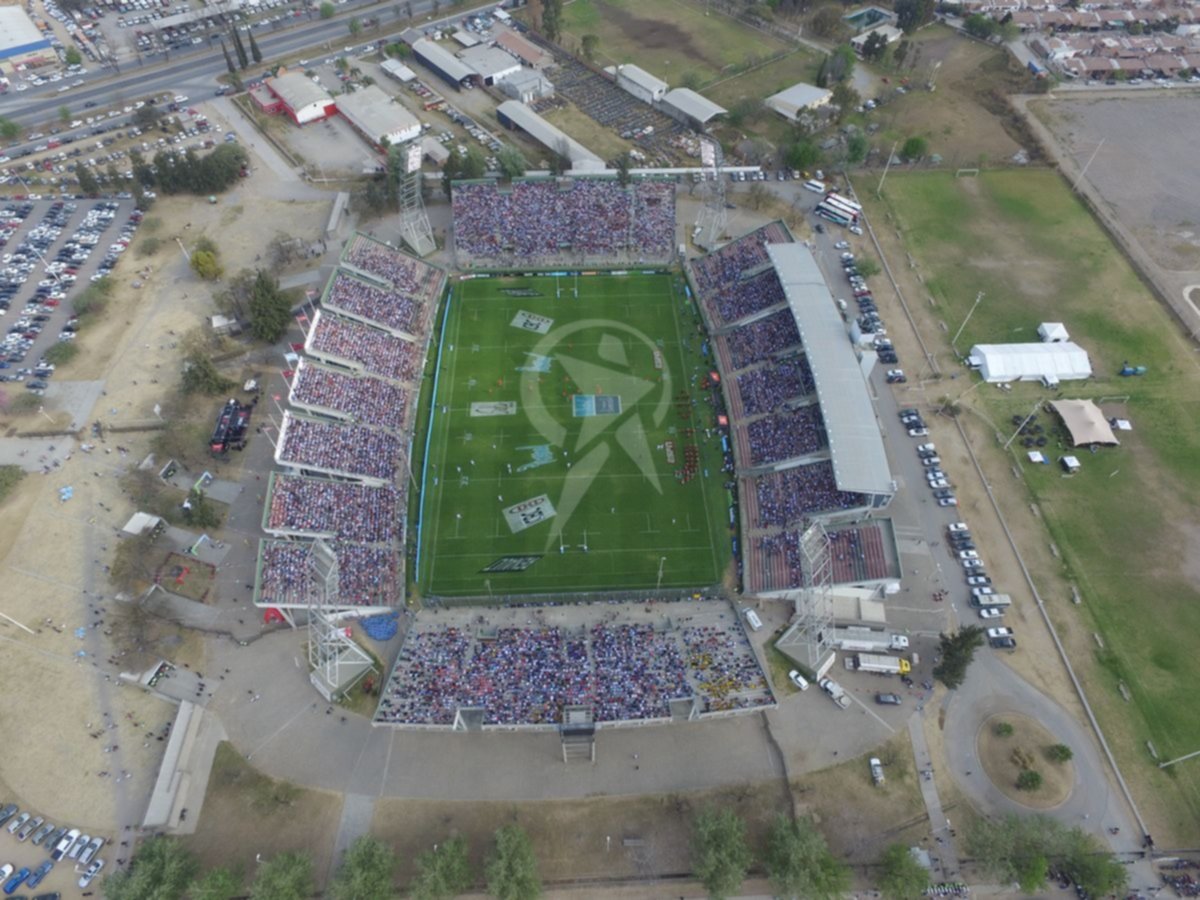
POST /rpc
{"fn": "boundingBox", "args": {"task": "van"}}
[788,670,810,691]
[743,608,763,631]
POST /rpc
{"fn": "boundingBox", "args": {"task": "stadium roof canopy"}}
[662,88,727,124]
[1049,399,1120,446]
[496,100,604,170]
[767,243,894,496]
[0,7,51,59]
[967,342,1092,383]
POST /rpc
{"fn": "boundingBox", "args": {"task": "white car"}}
[850,224,864,236]
[938,496,959,507]
[788,670,809,691]
[173,94,188,103]
[834,241,850,250]
[925,469,946,481]
[971,586,995,597]
[978,607,1004,619]
[53,827,80,860]
[922,456,942,467]
[907,427,929,437]
[68,832,90,860]
[916,442,936,454]
[947,522,969,534]
[80,835,105,865]
[966,575,991,586]
[0,864,11,881]
[928,478,951,489]
[869,757,885,785]
[78,858,104,889]
[958,550,980,560]
[962,557,984,569]
[986,627,1014,639]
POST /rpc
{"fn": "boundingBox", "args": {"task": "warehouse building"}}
[412,37,474,89]
[661,88,726,130]
[459,43,522,86]
[500,69,554,103]
[258,72,336,125]
[380,58,417,83]
[765,82,833,121]
[337,85,422,149]
[607,63,668,104]
[495,100,604,171]
[495,29,552,69]
[0,7,53,68]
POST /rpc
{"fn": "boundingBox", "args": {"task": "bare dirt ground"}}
[977,713,1074,810]
[0,143,333,839]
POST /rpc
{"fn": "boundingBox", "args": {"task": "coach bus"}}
[824,191,862,214]
[819,196,861,222]
[815,205,853,228]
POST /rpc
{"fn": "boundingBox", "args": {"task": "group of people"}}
[343,235,436,297]
[723,309,803,372]
[375,618,771,727]
[690,223,791,294]
[309,313,421,383]
[733,358,816,418]
[324,270,427,337]
[743,404,827,467]
[827,526,890,583]
[266,475,399,544]
[257,540,398,607]
[708,269,787,327]
[279,415,403,483]
[290,362,411,431]
[750,462,866,529]
[451,179,676,263]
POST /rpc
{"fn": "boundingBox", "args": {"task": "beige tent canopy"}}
[1049,399,1119,446]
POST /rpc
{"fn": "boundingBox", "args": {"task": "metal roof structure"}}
[412,37,475,85]
[336,85,421,145]
[458,44,523,82]
[380,58,417,82]
[613,63,668,97]
[268,72,333,115]
[767,243,894,497]
[496,100,604,170]
[495,29,552,68]
[764,82,833,120]
[0,7,51,58]
[662,88,726,124]
[968,342,1092,383]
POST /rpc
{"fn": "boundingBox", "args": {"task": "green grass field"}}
[416,273,732,597]
[864,169,1200,840]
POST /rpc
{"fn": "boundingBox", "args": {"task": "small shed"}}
[1038,322,1070,343]
[122,511,165,536]
[1060,455,1081,474]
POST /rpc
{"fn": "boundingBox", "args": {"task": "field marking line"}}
[432,542,716,560]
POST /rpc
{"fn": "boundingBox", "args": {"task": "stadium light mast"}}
[656,556,667,590]
[951,291,984,354]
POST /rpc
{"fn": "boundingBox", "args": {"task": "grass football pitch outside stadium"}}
[416,273,732,597]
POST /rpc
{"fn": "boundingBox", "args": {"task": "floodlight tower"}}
[694,138,728,251]
[305,539,374,700]
[398,142,436,258]
[786,521,835,672]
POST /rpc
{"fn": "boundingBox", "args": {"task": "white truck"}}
[846,653,912,676]
[818,677,852,710]
[831,629,909,654]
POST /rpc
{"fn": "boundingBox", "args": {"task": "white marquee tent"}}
[967,342,1092,384]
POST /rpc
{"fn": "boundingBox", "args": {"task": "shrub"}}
[994,721,1015,737]
[1046,743,1074,763]
[1016,770,1043,791]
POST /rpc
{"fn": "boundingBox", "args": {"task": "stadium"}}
[252,174,894,732]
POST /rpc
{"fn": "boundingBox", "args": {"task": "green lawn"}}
[416,274,731,597]
[865,169,1200,838]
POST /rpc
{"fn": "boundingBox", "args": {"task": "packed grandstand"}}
[451,177,677,268]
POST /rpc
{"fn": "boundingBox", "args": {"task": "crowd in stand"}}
[755,529,809,588]
[452,179,676,263]
[710,270,787,326]
[326,270,425,337]
[291,362,410,430]
[309,313,421,383]
[375,619,770,727]
[725,309,802,371]
[744,405,827,467]
[752,462,866,528]
[735,358,815,417]
[279,415,402,482]
[691,223,789,293]
[343,234,438,297]
[257,540,399,607]
[266,475,399,543]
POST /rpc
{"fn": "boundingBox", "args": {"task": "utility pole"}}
[951,291,984,354]
[876,140,899,197]
[1071,138,1105,193]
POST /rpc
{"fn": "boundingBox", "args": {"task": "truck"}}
[847,653,911,676]
[830,629,909,654]
[818,677,852,710]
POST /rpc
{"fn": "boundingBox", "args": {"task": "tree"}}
[764,815,849,900]
[329,835,396,900]
[59,104,71,124]
[726,97,763,128]
[231,27,249,69]
[189,866,242,900]
[220,37,237,74]
[826,44,856,83]
[893,40,911,69]
[614,151,632,187]
[1046,743,1074,763]
[134,103,163,130]
[251,852,313,900]
[441,151,460,200]
[847,133,868,164]
[405,0,413,16]
[319,1,335,17]
[967,813,1060,894]
[459,145,487,180]
[103,837,199,900]
[485,825,540,900]
[181,350,235,395]
[247,269,293,342]
[410,835,473,900]
[348,16,362,36]
[691,807,751,900]
[809,5,845,38]
[540,0,562,41]
[861,30,889,60]
[1065,836,1128,898]
[497,145,528,180]
[182,489,222,529]
[831,81,860,113]
[746,182,772,211]
[581,33,599,62]
[65,46,82,66]
[932,625,983,688]
[190,250,223,280]
[877,844,928,900]
[901,135,929,161]
[895,0,935,32]
[248,29,263,64]
[76,163,100,196]
[0,116,19,141]
[1016,769,1043,791]
[994,721,1015,737]
[964,13,998,38]
[784,140,820,170]
[856,258,881,278]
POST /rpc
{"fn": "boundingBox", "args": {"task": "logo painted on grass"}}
[516,444,556,473]
[516,353,553,373]
[480,555,543,573]
[510,310,554,334]
[572,395,622,417]
[519,319,672,551]
[470,401,517,417]
[503,494,556,534]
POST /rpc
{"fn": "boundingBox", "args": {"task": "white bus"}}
[824,191,862,214]
[803,179,826,194]
[819,197,860,223]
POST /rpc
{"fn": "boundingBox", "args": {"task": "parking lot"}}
[1,198,139,397]
[0,802,108,894]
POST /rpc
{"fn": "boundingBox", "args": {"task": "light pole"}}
[175,236,191,262]
[656,556,666,591]
[951,291,984,355]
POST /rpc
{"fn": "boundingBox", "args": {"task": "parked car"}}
[53,828,80,860]
[0,804,17,828]
[875,693,902,705]
[80,836,104,865]
[6,812,29,835]
[966,575,991,586]
[3,868,31,896]
[947,522,969,534]
[990,635,1017,650]
[77,859,104,889]
[978,607,1004,619]
[885,369,906,384]
[17,815,43,841]
[869,757,885,785]
[908,427,929,437]
[24,861,53,890]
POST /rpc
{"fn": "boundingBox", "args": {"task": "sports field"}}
[416,273,731,597]
[865,169,1200,840]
